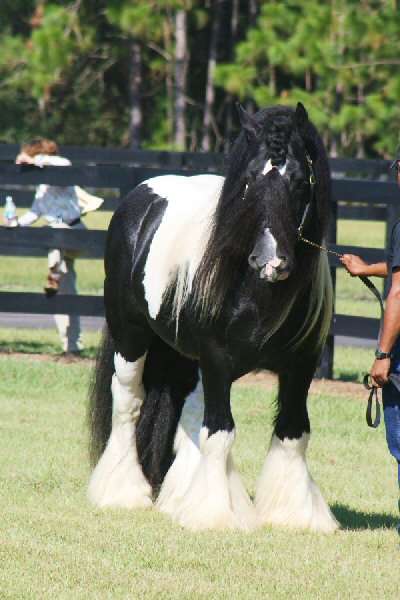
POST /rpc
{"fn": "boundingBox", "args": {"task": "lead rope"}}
[299,154,384,427]
[298,233,384,428]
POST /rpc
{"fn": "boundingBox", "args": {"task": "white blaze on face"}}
[263,227,279,263]
[259,227,289,282]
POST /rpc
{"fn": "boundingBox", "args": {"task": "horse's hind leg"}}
[155,369,204,516]
[255,365,339,532]
[165,342,257,531]
[88,322,153,509]
[136,336,202,503]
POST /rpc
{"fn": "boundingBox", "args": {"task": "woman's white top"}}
[18,154,81,227]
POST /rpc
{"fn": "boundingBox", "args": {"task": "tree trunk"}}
[356,82,365,158]
[174,10,188,150]
[249,0,259,25]
[202,0,233,151]
[224,0,240,152]
[202,2,221,151]
[163,16,174,146]
[129,40,142,149]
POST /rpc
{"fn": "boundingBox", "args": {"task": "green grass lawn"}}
[0,355,399,599]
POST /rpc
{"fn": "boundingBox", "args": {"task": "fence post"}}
[119,167,140,202]
[315,195,337,379]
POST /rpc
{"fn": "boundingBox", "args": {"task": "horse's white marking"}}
[262,159,287,176]
[264,227,278,261]
[156,373,204,515]
[143,174,224,320]
[88,352,152,509]
[164,426,258,531]
[278,161,287,176]
[258,227,289,282]
[255,433,339,533]
[262,159,273,175]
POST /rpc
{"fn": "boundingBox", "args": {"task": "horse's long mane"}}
[190,105,332,345]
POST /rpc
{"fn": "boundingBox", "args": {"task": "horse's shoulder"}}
[143,174,224,206]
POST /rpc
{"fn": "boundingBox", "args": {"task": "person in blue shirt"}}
[341,155,400,533]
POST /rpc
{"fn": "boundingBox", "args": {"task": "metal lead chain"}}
[298,234,343,258]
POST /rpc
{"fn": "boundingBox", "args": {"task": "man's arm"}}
[370,268,400,387]
[340,254,387,277]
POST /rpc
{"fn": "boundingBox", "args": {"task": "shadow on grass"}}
[332,503,398,531]
[0,340,55,355]
[0,340,97,359]
[333,371,363,383]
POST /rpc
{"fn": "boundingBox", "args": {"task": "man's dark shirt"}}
[386,221,400,280]
[386,221,400,374]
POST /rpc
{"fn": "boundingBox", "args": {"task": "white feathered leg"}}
[156,376,204,515]
[88,352,152,509]
[255,433,339,533]
[168,427,257,531]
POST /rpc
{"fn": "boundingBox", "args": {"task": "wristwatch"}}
[375,347,392,360]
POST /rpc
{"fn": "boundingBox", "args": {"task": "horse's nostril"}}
[248,254,258,269]
[279,256,288,269]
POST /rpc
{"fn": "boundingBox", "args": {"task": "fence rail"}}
[0,144,397,377]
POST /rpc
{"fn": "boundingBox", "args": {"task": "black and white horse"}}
[88,103,338,533]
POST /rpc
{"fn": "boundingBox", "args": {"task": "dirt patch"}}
[0,350,94,366]
[237,371,365,400]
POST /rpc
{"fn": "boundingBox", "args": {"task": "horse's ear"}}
[294,102,309,130]
[294,102,318,160]
[236,103,260,142]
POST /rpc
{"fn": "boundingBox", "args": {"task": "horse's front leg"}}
[170,342,257,531]
[255,365,339,533]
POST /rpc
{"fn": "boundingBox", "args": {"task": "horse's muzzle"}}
[248,253,290,282]
[248,227,292,282]
[259,257,290,282]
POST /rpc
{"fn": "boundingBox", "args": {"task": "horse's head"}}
[238,103,317,283]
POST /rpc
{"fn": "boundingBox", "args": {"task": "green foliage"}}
[216,0,400,157]
[105,1,164,40]
[25,5,94,100]
[0,1,399,155]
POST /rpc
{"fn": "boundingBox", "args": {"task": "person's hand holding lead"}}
[340,253,368,276]
[370,357,391,387]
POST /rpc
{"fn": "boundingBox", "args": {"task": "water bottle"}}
[4,195,16,225]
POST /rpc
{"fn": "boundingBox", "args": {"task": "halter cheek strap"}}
[297,151,316,239]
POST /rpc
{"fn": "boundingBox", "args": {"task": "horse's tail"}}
[136,337,200,491]
[88,325,115,467]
